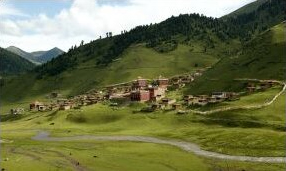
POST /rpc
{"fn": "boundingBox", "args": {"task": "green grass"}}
[186,23,286,95]
[0,22,285,171]
[1,129,285,171]
[0,47,35,75]
[1,88,285,157]
[196,87,282,111]
[200,91,286,129]
[1,136,209,171]
[1,79,285,171]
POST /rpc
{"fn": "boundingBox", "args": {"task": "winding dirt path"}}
[188,79,286,115]
[32,132,286,164]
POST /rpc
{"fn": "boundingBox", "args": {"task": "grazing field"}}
[2,131,285,171]
[1,1,285,170]
[1,88,285,162]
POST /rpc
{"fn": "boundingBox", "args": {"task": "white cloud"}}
[0,0,255,52]
[0,3,27,17]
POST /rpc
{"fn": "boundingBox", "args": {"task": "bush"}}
[66,113,87,123]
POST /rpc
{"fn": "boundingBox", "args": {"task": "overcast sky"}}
[0,0,255,52]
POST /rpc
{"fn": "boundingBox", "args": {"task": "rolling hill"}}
[0,47,35,75]
[6,46,64,64]
[0,0,285,104]
[0,1,285,170]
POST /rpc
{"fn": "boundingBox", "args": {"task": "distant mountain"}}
[36,47,64,63]
[6,46,35,63]
[30,51,46,58]
[6,46,64,64]
[0,47,35,75]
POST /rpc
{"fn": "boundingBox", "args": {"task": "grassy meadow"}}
[1,86,285,170]
[2,132,285,171]
[0,21,285,171]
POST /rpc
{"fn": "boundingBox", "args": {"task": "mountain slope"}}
[0,0,285,103]
[6,46,36,63]
[222,0,286,41]
[6,46,64,64]
[30,51,46,58]
[35,47,64,63]
[222,0,268,18]
[186,22,286,95]
[35,0,285,78]
[0,47,35,75]
[0,44,219,103]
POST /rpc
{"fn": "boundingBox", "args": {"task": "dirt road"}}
[32,131,286,164]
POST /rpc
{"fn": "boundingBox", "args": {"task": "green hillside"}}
[35,0,285,78]
[0,0,285,104]
[0,47,35,75]
[186,22,286,95]
[1,1,286,170]
[0,44,219,104]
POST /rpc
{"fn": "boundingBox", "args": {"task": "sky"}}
[0,0,255,52]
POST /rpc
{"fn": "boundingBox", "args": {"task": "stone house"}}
[30,101,44,111]
[207,97,218,103]
[161,98,176,105]
[187,96,208,106]
[172,104,182,110]
[156,77,169,89]
[259,82,274,90]
[38,104,48,112]
[211,92,239,101]
[149,87,165,102]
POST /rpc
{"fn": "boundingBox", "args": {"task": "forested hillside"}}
[35,0,285,77]
[0,47,35,75]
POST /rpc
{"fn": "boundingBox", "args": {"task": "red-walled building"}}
[132,78,148,90]
[130,90,150,102]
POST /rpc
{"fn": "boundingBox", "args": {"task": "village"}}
[10,70,280,115]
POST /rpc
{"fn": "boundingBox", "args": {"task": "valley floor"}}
[1,84,286,170]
